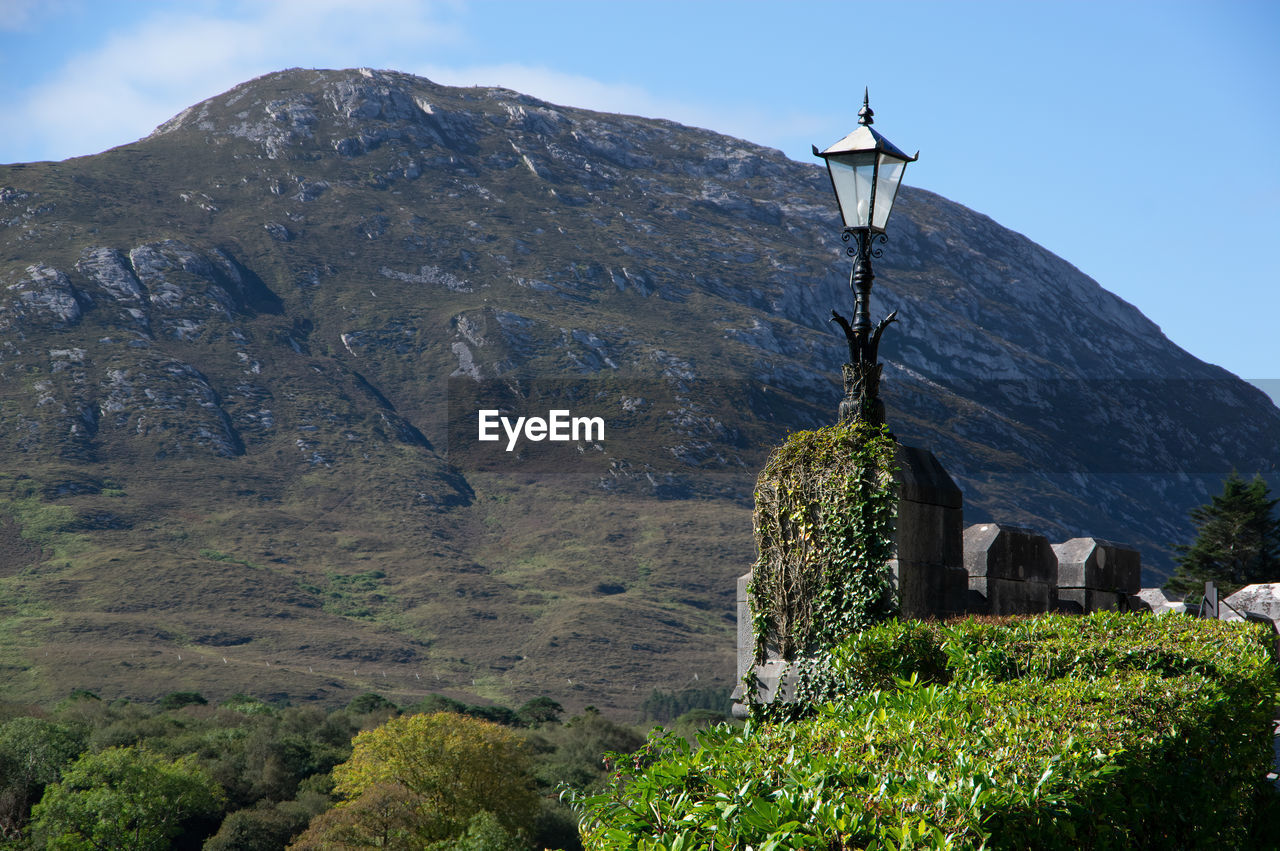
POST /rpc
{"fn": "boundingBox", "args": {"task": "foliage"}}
[526,707,646,795]
[1166,471,1280,597]
[0,690,639,850]
[347,692,400,715]
[574,613,1280,849]
[30,746,225,850]
[409,693,529,728]
[636,687,731,724]
[746,419,899,718]
[299,570,396,621]
[749,420,899,659]
[288,782,422,850]
[203,793,329,851]
[158,690,208,710]
[517,696,565,726]
[296,712,541,847]
[0,717,86,841]
[426,810,534,851]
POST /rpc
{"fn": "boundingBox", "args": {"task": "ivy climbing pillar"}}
[732,422,967,718]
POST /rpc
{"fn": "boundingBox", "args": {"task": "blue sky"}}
[2,0,1277,398]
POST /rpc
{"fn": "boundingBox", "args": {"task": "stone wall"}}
[733,444,1152,715]
[1052,536,1143,613]
[892,444,968,619]
[963,523,1057,615]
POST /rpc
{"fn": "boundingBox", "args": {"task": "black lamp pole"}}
[814,91,917,426]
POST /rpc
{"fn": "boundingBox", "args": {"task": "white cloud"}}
[4,0,463,162]
[416,62,827,160]
[2,0,820,165]
[0,0,58,32]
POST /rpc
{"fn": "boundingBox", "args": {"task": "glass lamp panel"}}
[827,152,876,228]
[870,155,907,231]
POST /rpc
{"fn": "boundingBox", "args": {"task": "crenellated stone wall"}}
[1052,536,1143,613]
[963,523,1057,615]
[733,443,1152,715]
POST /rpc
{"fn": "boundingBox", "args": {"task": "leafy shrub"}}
[31,746,225,850]
[158,690,208,710]
[517,696,565,726]
[347,692,399,715]
[576,613,1280,849]
[203,794,327,851]
[0,717,86,839]
[748,421,899,662]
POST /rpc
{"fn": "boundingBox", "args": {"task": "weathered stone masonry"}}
[734,442,1149,708]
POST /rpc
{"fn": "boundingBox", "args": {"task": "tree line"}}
[0,687,729,849]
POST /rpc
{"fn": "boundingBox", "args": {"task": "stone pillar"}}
[963,523,1058,615]
[893,444,967,619]
[1051,537,1141,613]
[731,441,966,716]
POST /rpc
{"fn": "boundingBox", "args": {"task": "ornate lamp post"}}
[813,91,917,426]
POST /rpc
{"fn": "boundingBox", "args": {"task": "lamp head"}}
[813,91,918,232]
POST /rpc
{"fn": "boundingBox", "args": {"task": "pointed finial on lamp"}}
[858,88,874,125]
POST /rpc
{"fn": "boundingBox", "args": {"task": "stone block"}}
[1055,587,1121,614]
[895,444,963,509]
[1052,537,1140,594]
[967,576,1054,616]
[1224,583,1280,621]
[963,523,1057,584]
[892,559,968,619]
[1125,594,1153,613]
[896,499,963,570]
[736,573,753,682]
[892,444,965,620]
[732,659,800,713]
[1135,587,1187,615]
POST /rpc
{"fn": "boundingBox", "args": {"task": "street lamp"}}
[813,90,917,426]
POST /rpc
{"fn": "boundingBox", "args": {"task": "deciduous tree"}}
[30,746,224,850]
[291,712,539,848]
[0,717,85,840]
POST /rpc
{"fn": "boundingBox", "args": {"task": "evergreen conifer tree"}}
[1165,472,1280,596]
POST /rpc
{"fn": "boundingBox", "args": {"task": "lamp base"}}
[839,360,887,427]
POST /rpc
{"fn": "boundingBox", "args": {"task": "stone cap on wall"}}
[1052,537,1140,594]
[963,523,1057,584]
[1224,583,1280,622]
[895,444,962,509]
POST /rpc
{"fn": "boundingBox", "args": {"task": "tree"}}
[290,712,539,848]
[527,708,645,793]
[205,793,333,851]
[30,746,225,850]
[1166,472,1280,596]
[427,810,531,851]
[516,696,564,727]
[347,692,399,716]
[158,691,208,711]
[0,717,86,840]
[289,782,423,850]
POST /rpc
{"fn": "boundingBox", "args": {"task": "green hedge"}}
[575,613,1280,850]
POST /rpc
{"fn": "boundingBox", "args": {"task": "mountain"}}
[1,68,1275,714]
